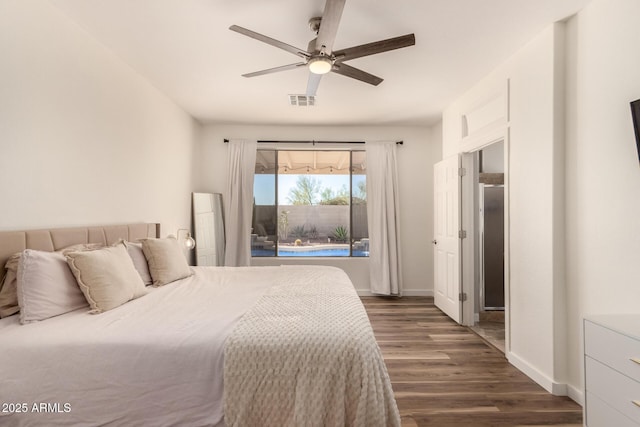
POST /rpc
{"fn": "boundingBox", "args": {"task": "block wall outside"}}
[253,204,368,240]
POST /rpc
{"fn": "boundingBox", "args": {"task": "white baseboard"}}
[356,289,433,297]
[507,351,571,397]
[566,384,584,406]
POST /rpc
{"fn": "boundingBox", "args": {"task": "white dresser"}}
[584,315,640,426]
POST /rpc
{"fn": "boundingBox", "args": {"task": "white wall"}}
[564,0,640,397]
[0,1,199,235]
[442,0,640,403]
[197,124,440,294]
[442,25,568,394]
[480,142,504,173]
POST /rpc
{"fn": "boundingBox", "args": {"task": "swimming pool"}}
[251,248,369,257]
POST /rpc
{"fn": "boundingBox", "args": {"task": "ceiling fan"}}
[229,0,415,97]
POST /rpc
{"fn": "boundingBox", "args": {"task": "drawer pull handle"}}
[631,358,640,365]
[633,400,640,408]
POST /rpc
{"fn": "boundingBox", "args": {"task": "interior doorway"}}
[468,141,505,352]
[435,137,509,355]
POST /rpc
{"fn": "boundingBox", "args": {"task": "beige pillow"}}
[0,253,21,318]
[60,242,104,252]
[0,244,103,319]
[65,244,147,314]
[141,238,192,287]
[121,241,153,286]
[17,250,88,324]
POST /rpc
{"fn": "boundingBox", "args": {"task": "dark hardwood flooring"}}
[361,296,583,427]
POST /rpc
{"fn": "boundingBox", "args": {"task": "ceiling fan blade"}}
[315,0,346,54]
[230,25,309,59]
[242,62,307,78]
[333,33,415,62]
[306,73,323,96]
[331,63,383,86]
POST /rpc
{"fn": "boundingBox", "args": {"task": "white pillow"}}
[141,238,192,287]
[66,244,148,314]
[122,241,153,285]
[16,250,88,324]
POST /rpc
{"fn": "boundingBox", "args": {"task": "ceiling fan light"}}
[308,57,332,75]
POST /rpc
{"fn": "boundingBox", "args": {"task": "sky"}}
[254,173,366,205]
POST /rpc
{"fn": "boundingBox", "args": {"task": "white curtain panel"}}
[365,141,403,296]
[224,139,257,267]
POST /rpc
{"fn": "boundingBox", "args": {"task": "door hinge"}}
[459,292,468,302]
[459,230,467,239]
[458,167,466,176]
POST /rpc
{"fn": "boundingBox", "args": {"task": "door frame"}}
[460,135,511,356]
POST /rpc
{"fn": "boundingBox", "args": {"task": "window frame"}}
[252,148,367,258]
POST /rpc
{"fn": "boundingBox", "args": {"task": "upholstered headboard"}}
[0,223,160,269]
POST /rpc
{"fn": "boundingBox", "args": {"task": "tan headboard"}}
[0,223,160,269]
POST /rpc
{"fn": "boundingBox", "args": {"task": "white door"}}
[433,155,462,323]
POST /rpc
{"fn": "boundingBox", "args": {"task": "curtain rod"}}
[223,139,403,145]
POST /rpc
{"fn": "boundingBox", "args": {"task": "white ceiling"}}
[51,0,591,126]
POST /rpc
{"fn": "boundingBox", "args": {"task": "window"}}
[252,150,368,257]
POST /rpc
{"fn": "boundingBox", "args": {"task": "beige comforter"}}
[224,265,400,427]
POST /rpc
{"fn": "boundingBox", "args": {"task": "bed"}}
[0,223,400,427]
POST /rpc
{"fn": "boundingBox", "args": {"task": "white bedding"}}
[0,265,399,427]
[0,266,277,426]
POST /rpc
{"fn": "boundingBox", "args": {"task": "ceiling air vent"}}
[289,94,316,107]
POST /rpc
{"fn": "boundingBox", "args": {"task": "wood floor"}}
[361,296,583,427]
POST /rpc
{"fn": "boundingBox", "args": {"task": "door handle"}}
[432,240,437,245]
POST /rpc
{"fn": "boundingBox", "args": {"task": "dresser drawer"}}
[586,356,640,423]
[585,320,640,381]
[586,391,639,427]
